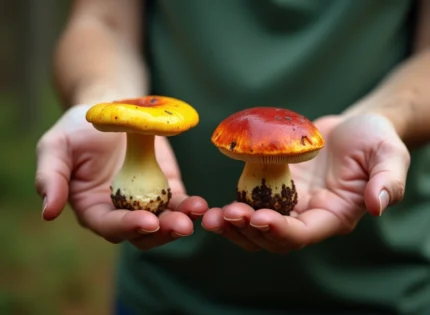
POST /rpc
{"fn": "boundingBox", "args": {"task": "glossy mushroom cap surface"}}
[86,95,199,136]
[211,107,324,163]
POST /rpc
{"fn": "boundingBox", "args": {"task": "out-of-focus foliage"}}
[0,2,117,314]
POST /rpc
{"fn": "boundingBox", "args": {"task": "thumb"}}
[364,140,410,216]
[35,132,71,221]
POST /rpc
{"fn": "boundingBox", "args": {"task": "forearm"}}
[344,0,430,148]
[344,49,430,148]
[53,0,148,108]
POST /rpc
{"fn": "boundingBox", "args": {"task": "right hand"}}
[35,104,208,250]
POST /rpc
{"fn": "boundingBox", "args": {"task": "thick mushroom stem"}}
[110,133,171,214]
[236,162,298,215]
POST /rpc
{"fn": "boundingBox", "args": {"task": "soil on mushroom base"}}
[110,187,172,215]
[236,179,298,215]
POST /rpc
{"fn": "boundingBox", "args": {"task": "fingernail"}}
[42,196,48,214]
[378,190,390,216]
[250,223,270,232]
[137,226,160,234]
[224,217,246,228]
[171,231,192,238]
[190,212,204,216]
[223,216,241,221]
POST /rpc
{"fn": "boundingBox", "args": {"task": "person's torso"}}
[117,1,430,314]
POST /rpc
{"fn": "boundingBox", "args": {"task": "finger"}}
[78,203,160,243]
[168,194,209,219]
[35,133,71,221]
[131,210,194,250]
[364,141,410,216]
[201,207,226,233]
[250,209,356,250]
[223,203,288,254]
[202,207,261,252]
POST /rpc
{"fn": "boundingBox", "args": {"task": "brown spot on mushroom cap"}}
[211,107,324,162]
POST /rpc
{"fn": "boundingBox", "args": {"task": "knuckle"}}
[35,136,47,155]
[36,134,53,154]
[392,142,411,169]
[382,139,410,164]
[402,150,411,166]
[391,179,406,204]
[34,169,48,182]
[34,172,46,195]
[36,132,66,155]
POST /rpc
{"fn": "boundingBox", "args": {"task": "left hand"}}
[202,114,410,253]
[35,104,208,251]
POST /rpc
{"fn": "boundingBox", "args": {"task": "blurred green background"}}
[1,3,117,314]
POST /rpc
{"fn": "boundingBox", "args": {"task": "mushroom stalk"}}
[110,133,171,213]
[236,162,298,215]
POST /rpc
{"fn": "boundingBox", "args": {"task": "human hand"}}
[202,114,410,253]
[35,104,208,250]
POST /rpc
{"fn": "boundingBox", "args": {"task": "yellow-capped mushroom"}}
[86,95,199,215]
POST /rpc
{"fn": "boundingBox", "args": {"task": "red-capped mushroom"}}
[211,107,325,215]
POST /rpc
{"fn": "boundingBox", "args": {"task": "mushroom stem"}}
[110,133,171,214]
[236,162,298,215]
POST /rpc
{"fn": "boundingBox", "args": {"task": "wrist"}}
[72,81,146,107]
[342,89,415,143]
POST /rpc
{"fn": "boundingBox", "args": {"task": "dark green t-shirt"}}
[117,1,430,314]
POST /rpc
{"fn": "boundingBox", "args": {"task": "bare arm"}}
[53,0,148,107]
[53,0,175,178]
[344,0,430,148]
[37,0,205,245]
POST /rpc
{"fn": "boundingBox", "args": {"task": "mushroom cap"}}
[211,107,324,163]
[86,96,199,136]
